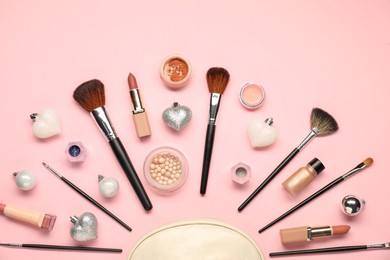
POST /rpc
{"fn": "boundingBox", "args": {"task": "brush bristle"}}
[310,108,339,136]
[363,157,373,167]
[206,67,230,95]
[73,79,105,112]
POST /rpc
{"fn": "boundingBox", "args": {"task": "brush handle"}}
[269,245,367,256]
[200,124,216,195]
[259,176,344,233]
[109,138,152,211]
[238,148,300,211]
[20,243,122,253]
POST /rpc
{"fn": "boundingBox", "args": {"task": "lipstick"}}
[127,73,151,138]
[0,202,56,231]
[280,225,350,244]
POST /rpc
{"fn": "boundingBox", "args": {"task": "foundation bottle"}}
[282,158,325,197]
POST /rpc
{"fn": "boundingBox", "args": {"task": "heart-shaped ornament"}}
[70,212,98,242]
[162,102,192,131]
[248,117,277,148]
[31,108,61,138]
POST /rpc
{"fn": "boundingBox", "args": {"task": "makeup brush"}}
[73,79,152,211]
[43,163,132,232]
[269,241,389,257]
[200,67,230,195]
[259,158,373,233]
[238,107,338,211]
[0,243,122,253]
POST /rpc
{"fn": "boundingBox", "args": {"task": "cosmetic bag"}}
[128,218,264,260]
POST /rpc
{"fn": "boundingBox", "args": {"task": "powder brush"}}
[259,158,373,233]
[200,67,230,195]
[270,241,389,257]
[73,79,152,211]
[238,107,338,211]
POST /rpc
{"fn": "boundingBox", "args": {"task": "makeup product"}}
[160,54,192,89]
[98,175,120,198]
[341,195,365,216]
[70,212,98,242]
[231,162,251,185]
[238,108,338,211]
[248,117,277,148]
[127,73,151,138]
[66,141,88,163]
[73,79,152,211]
[200,67,230,195]
[162,102,192,131]
[0,243,122,253]
[282,158,325,197]
[13,170,37,191]
[42,162,132,232]
[30,108,61,139]
[143,146,188,193]
[0,202,56,231]
[269,242,390,257]
[280,225,350,244]
[258,158,373,233]
[239,83,265,109]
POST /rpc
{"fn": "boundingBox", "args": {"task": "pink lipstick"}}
[280,225,350,244]
[127,73,151,138]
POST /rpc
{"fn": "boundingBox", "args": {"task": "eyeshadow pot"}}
[239,83,265,109]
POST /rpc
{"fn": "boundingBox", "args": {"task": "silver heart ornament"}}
[162,102,192,131]
[70,212,98,242]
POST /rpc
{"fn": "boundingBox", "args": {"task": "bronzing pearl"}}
[14,170,37,191]
[98,175,119,198]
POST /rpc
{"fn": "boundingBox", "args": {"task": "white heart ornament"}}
[70,212,98,242]
[162,102,192,131]
[31,108,61,138]
[248,118,277,148]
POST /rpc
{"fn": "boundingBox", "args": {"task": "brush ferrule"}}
[297,128,318,150]
[209,93,221,125]
[367,243,389,249]
[342,162,366,180]
[91,107,117,142]
[129,89,145,114]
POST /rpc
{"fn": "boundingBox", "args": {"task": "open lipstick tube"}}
[0,202,56,231]
[280,225,350,244]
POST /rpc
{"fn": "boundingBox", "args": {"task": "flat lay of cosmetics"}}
[1,3,388,260]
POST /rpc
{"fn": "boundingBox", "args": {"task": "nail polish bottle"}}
[282,158,325,197]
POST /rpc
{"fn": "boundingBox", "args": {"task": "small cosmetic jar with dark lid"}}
[239,83,265,109]
[160,54,192,89]
[144,146,188,193]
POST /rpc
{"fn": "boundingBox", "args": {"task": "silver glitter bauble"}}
[162,102,192,131]
[341,195,365,216]
[70,212,98,242]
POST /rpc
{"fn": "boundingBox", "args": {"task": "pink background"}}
[1,1,389,259]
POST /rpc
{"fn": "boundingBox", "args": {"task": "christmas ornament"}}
[70,212,98,242]
[162,102,192,131]
[30,108,61,139]
[13,170,37,191]
[341,195,365,216]
[98,175,119,198]
[248,117,277,147]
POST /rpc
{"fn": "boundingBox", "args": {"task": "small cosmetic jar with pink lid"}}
[160,54,192,89]
[239,83,265,109]
[143,146,188,193]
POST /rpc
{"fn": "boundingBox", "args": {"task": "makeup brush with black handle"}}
[270,241,389,257]
[73,79,152,211]
[200,67,230,195]
[238,108,338,211]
